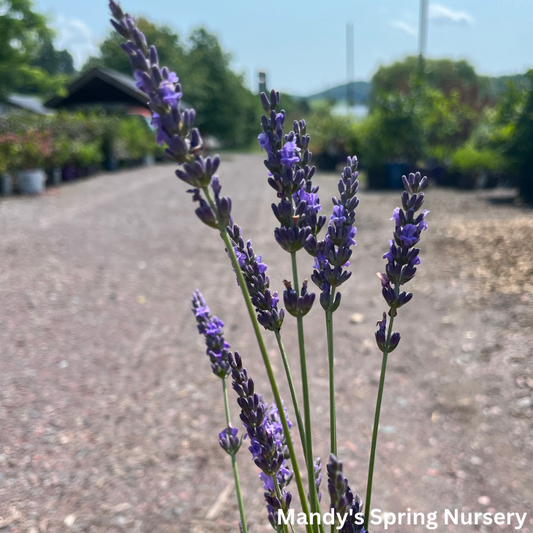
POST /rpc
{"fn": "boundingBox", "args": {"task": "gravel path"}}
[1,155,532,533]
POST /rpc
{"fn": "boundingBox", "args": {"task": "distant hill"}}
[290,81,371,104]
[288,73,528,105]
[307,81,371,103]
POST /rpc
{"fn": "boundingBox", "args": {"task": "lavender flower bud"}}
[389,332,401,352]
[374,313,401,353]
[283,280,315,317]
[271,199,293,227]
[260,92,271,113]
[187,189,218,229]
[109,0,124,20]
[375,313,387,351]
[132,28,148,55]
[219,426,241,455]
[110,18,130,39]
[263,470,292,531]
[274,225,311,253]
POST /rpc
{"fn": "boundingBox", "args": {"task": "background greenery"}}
[0,0,532,200]
[0,111,161,175]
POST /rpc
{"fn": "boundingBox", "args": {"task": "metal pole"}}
[346,22,354,108]
[418,0,428,73]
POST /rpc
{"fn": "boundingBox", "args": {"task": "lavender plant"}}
[364,172,429,526]
[108,2,430,531]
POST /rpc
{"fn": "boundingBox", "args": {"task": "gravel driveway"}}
[1,155,532,532]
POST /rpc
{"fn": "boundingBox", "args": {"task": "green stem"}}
[274,330,307,464]
[325,289,337,457]
[222,379,248,533]
[222,378,232,425]
[231,455,246,533]
[364,312,396,529]
[290,251,320,527]
[203,187,312,532]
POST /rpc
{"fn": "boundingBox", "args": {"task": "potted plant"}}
[44,118,74,186]
[118,116,157,167]
[14,128,52,195]
[0,133,16,196]
[76,141,104,177]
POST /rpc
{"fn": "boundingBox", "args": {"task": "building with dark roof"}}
[45,67,150,114]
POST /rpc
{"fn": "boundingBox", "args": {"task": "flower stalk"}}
[274,330,307,463]
[325,290,337,456]
[221,379,248,533]
[203,186,312,531]
[364,171,429,530]
[290,252,320,522]
[363,309,395,528]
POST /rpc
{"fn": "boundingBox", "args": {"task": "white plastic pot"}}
[17,169,45,195]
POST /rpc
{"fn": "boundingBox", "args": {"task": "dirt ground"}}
[1,154,532,533]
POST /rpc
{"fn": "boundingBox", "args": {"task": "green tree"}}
[82,17,186,76]
[182,28,259,146]
[371,56,488,111]
[358,90,425,169]
[32,37,75,75]
[86,20,259,147]
[0,0,65,97]
[506,71,533,202]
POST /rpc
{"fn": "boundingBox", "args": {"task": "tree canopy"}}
[0,0,74,97]
[83,19,260,147]
[82,17,186,77]
[371,56,488,111]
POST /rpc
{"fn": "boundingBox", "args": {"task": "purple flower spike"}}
[258,93,324,264]
[191,290,231,378]
[227,224,285,332]
[379,171,429,310]
[311,157,360,312]
[109,3,232,228]
[326,455,367,533]
[375,171,429,352]
[229,352,293,528]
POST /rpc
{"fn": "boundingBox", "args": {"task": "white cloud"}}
[390,21,418,38]
[52,15,99,69]
[429,4,474,25]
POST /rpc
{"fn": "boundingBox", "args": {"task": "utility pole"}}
[346,22,354,108]
[258,71,267,95]
[418,0,428,75]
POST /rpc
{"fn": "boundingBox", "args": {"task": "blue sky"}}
[35,0,533,96]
